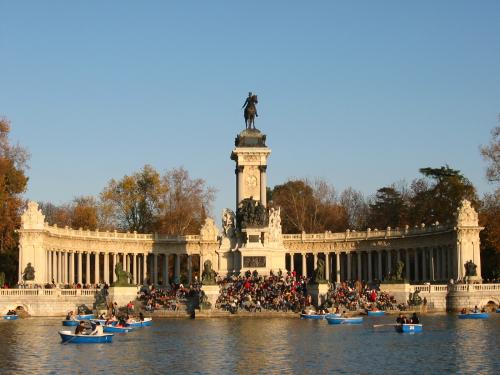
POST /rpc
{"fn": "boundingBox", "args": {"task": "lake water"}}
[0,314,498,374]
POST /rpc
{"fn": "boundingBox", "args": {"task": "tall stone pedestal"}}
[308,283,329,307]
[107,286,139,307]
[379,283,411,305]
[201,285,220,310]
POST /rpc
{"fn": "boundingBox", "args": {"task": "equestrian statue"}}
[242,92,259,129]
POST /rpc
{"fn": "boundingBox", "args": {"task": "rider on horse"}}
[242,92,258,129]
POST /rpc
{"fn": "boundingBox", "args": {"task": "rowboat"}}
[76,314,95,320]
[62,320,79,326]
[458,312,489,319]
[90,319,108,325]
[367,310,385,317]
[300,313,326,320]
[2,315,18,320]
[496,309,500,313]
[395,324,423,333]
[126,317,153,327]
[326,316,363,325]
[103,325,134,333]
[59,330,113,343]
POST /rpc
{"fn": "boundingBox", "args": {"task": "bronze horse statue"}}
[242,93,258,129]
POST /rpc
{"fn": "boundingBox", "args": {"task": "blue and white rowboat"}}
[326,316,363,325]
[2,315,18,320]
[76,314,95,320]
[458,312,489,319]
[126,318,153,327]
[103,325,134,333]
[395,324,423,333]
[367,310,385,317]
[300,313,326,320]
[59,330,113,344]
[62,320,79,326]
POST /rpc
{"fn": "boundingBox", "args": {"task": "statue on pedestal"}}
[236,197,268,228]
[242,92,259,130]
[202,260,217,285]
[464,260,477,277]
[313,258,327,284]
[112,262,133,286]
[22,263,35,281]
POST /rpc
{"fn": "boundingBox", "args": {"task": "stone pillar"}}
[430,248,435,281]
[164,254,169,286]
[259,165,267,207]
[367,252,372,282]
[336,252,340,283]
[357,252,362,281]
[347,252,352,281]
[414,249,419,282]
[112,253,117,283]
[94,252,100,284]
[126,253,130,273]
[405,250,410,281]
[61,252,66,284]
[236,166,244,206]
[302,253,307,277]
[313,253,318,274]
[104,253,109,284]
[290,253,295,273]
[77,252,82,284]
[142,254,148,283]
[132,253,137,284]
[174,254,181,283]
[436,247,441,280]
[153,254,158,285]
[48,251,53,283]
[325,253,330,282]
[187,255,192,284]
[69,252,75,285]
[377,251,382,280]
[85,252,90,285]
[423,248,428,281]
[386,250,391,277]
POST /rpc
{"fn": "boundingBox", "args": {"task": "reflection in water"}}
[0,315,498,374]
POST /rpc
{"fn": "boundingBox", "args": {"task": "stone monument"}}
[107,262,138,307]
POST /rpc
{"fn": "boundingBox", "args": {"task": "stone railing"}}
[0,288,99,297]
[282,224,452,242]
[412,284,500,293]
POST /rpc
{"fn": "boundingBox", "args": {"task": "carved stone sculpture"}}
[112,262,133,286]
[313,258,327,284]
[464,260,477,277]
[22,263,35,281]
[201,260,217,285]
[268,207,283,243]
[222,208,236,239]
[236,197,268,228]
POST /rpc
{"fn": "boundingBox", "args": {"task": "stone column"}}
[357,252,362,281]
[56,251,61,283]
[414,249,419,282]
[112,253,117,283]
[290,253,295,273]
[77,252,82,284]
[126,253,130,273]
[104,253,109,285]
[302,253,307,277]
[259,165,267,207]
[313,253,318,273]
[347,252,352,281]
[336,252,340,283]
[85,252,90,285]
[132,253,137,285]
[69,252,75,285]
[325,253,330,282]
[435,247,441,280]
[386,250,391,277]
[377,251,382,280]
[367,252,372,282]
[405,250,410,281]
[236,166,244,207]
[61,252,66,284]
[187,255,192,284]
[143,254,148,284]
[422,249,427,281]
[153,254,158,285]
[174,254,181,283]
[164,254,169,286]
[430,248,435,281]
[48,251,53,283]
[94,252,100,284]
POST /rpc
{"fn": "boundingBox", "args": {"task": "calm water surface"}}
[0,314,498,374]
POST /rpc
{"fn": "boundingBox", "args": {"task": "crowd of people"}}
[137,283,194,312]
[324,281,398,311]
[215,271,308,313]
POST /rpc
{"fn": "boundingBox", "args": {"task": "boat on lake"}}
[326,316,363,325]
[103,325,133,333]
[395,324,423,333]
[300,313,326,320]
[62,320,79,326]
[126,317,153,327]
[367,310,385,317]
[496,309,500,313]
[76,314,95,320]
[458,312,489,319]
[59,330,113,343]
[2,315,18,320]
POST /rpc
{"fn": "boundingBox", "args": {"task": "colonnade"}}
[45,250,199,286]
[286,246,457,283]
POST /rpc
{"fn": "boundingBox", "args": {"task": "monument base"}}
[107,286,139,307]
[308,283,329,307]
[201,285,220,310]
[380,283,411,304]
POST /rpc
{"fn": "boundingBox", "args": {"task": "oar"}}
[373,324,395,328]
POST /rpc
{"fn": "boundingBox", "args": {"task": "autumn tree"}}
[0,118,29,284]
[156,167,216,235]
[481,125,500,183]
[339,187,368,230]
[270,178,347,233]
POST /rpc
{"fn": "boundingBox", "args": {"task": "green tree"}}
[367,186,408,229]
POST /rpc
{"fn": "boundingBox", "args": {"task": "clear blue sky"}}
[1,1,499,220]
